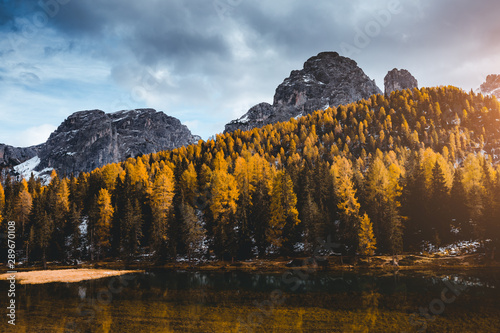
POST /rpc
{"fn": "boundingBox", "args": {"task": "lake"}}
[2,268,500,332]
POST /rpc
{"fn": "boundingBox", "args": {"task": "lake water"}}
[2,268,500,332]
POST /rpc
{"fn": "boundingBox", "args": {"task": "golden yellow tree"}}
[268,170,300,250]
[209,164,239,257]
[95,188,114,258]
[0,181,4,223]
[150,166,175,254]
[358,213,376,256]
[331,156,361,248]
[15,179,33,238]
[55,178,70,214]
[180,162,198,205]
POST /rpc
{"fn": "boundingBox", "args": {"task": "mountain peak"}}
[478,74,500,98]
[5,109,200,178]
[225,51,382,133]
[384,68,418,95]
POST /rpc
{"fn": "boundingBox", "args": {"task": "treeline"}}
[1,86,500,265]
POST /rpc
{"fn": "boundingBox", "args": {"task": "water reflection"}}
[0,269,499,332]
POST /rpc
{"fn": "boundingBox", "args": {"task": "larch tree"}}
[208,158,239,258]
[386,163,403,254]
[233,156,255,258]
[95,188,114,259]
[0,181,4,224]
[180,162,198,205]
[15,179,33,248]
[331,156,361,251]
[267,170,300,253]
[248,154,273,256]
[358,213,376,256]
[365,156,389,250]
[150,166,175,257]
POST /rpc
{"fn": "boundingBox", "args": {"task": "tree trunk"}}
[25,241,29,265]
[90,228,94,262]
[42,248,47,270]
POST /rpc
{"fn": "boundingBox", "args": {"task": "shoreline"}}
[1,253,498,279]
[0,268,143,284]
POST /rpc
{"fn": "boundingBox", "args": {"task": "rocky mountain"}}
[225,51,382,133]
[478,74,500,98]
[0,144,39,169]
[8,108,200,178]
[384,68,418,95]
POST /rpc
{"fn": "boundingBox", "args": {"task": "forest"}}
[1,86,500,265]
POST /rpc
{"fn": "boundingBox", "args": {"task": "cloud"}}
[1,0,500,144]
[17,124,57,147]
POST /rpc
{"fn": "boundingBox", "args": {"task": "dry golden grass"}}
[0,268,142,284]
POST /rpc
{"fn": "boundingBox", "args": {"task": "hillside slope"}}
[2,87,500,264]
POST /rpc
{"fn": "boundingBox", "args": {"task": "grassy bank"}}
[1,253,498,277]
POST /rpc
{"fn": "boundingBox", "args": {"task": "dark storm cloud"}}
[4,0,500,67]
[2,0,500,145]
[40,0,233,71]
[5,0,500,87]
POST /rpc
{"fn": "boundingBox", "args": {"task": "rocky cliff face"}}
[0,144,39,168]
[478,74,500,98]
[384,68,418,95]
[225,51,382,133]
[6,108,200,178]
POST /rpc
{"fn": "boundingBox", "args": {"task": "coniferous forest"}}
[2,86,500,265]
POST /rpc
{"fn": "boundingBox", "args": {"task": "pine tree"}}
[15,180,33,256]
[401,154,428,251]
[120,198,143,260]
[449,168,470,240]
[181,202,205,261]
[31,196,53,269]
[462,154,485,240]
[233,156,254,258]
[429,161,451,245]
[248,154,273,256]
[66,204,82,260]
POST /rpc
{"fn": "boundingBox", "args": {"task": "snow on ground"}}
[13,155,53,185]
[294,112,304,120]
[79,217,88,236]
[238,113,250,123]
[421,240,486,256]
[13,156,40,177]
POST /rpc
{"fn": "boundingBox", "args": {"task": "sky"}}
[1,0,500,147]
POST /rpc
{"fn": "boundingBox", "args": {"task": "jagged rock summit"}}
[225,51,382,133]
[8,108,200,178]
[478,74,500,99]
[384,68,418,95]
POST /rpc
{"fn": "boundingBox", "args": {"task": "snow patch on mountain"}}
[13,155,53,184]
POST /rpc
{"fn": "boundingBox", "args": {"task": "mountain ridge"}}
[3,108,200,178]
